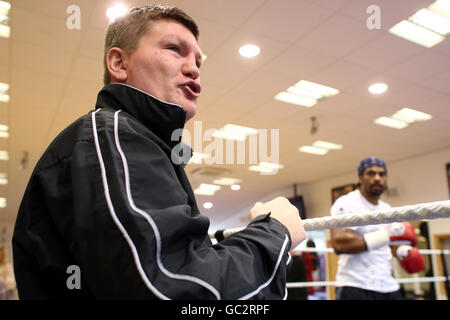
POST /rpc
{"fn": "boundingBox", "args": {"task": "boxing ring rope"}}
[291,247,450,255]
[209,200,450,239]
[285,248,450,288]
[286,277,450,288]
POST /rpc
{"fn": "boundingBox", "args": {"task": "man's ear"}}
[106,47,128,82]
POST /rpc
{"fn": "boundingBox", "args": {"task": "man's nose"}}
[182,57,200,79]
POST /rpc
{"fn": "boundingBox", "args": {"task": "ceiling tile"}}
[241,0,333,43]
[299,14,383,59]
[178,0,265,27]
[344,33,426,71]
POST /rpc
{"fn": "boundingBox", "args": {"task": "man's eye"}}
[168,46,180,53]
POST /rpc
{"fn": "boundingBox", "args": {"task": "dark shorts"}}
[335,286,403,300]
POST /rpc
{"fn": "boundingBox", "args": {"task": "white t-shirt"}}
[330,189,399,293]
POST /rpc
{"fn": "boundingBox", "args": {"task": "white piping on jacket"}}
[238,234,290,300]
[91,109,169,299]
[112,110,221,299]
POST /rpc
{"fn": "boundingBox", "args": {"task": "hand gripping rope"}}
[209,200,450,240]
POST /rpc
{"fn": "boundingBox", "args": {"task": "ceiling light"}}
[259,161,284,170]
[194,189,215,196]
[0,197,6,208]
[391,107,432,123]
[0,82,9,103]
[409,8,450,36]
[230,184,241,191]
[299,146,328,155]
[0,1,10,39]
[275,80,339,108]
[224,124,258,136]
[313,140,343,150]
[429,0,450,19]
[374,116,409,129]
[295,80,339,98]
[106,4,128,22]
[203,202,213,209]
[0,150,8,160]
[213,177,242,186]
[249,162,284,174]
[0,173,7,185]
[389,20,445,48]
[198,184,221,192]
[368,83,388,94]
[0,124,8,138]
[194,183,221,197]
[0,1,10,14]
[0,23,9,38]
[239,44,260,58]
[274,91,317,107]
[249,165,275,174]
[213,124,257,141]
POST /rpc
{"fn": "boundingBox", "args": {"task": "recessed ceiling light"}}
[391,107,432,123]
[313,140,343,150]
[213,124,258,141]
[0,150,8,160]
[249,162,284,174]
[106,4,128,22]
[409,8,450,36]
[194,183,221,196]
[0,1,10,39]
[0,197,6,208]
[368,83,388,94]
[0,173,7,185]
[0,124,8,138]
[0,82,10,103]
[230,184,241,191]
[213,177,242,186]
[374,116,409,129]
[274,91,317,107]
[430,0,450,19]
[275,80,339,107]
[239,44,260,58]
[203,202,213,209]
[389,20,445,48]
[299,146,328,156]
[194,189,215,196]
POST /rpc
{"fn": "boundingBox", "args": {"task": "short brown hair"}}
[103,5,199,85]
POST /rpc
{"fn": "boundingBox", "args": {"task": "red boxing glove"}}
[388,222,418,246]
[397,245,425,273]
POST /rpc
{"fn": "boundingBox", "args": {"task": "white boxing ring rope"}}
[209,200,450,239]
[291,247,450,255]
[287,277,450,288]
[285,247,450,289]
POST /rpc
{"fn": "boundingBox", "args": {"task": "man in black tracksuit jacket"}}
[12,6,305,299]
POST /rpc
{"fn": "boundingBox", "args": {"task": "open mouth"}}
[181,81,201,98]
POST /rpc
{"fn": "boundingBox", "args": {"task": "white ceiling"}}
[2,0,450,228]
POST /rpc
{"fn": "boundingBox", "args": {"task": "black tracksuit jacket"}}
[12,83,292,299]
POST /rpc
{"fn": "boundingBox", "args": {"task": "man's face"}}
[124,19,202,121]
[359,165,387,197]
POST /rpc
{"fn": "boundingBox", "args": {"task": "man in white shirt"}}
[330,157,424,300]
